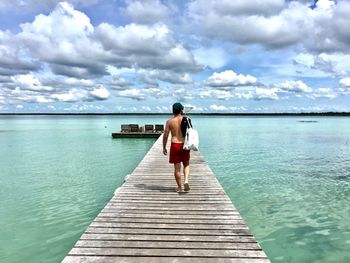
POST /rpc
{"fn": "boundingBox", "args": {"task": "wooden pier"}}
[112,132,162,138]
[63,135,270,262]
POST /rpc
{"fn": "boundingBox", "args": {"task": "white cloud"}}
[188,0,350,52]
[143,87,168,98]
[90,86,110,100]
[255,87,279,100]
[199,89,233,100]
[278,80,312,93]
[308,87,337,99]
[139,69,193,85]
[294,53,350,76]
[189,0,305,48]
[205,70,257,88]
[189,0,285,18]
[15,2,198,80]
[51,89,88,102]
[232,90,254,100]
[339,77,350,87]
[117,88,146,100]
[209,104,228,111]
[141,106,151,112]
[62,78,94,87]
[96,22,199,72]
[11,74,53,91]
[0,0,98,10]
[124,0,169,24]
[63,103,106,112]
[228,106,247,112]
[156,105,170,113]
[0,30,39,76]
[109,76,130,89]
[18,2,106,78]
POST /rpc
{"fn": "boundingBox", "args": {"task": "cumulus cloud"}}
[109,76,130,89]
[277,80,312,92]
[63,103,106,112]
[0,30,40,76]
[2,73,111,104]
[199,89,234,100]
[209,104,228,111]
[18,2,107,78]
[199,85,280,101]
[188,0,304,48]
[308,88,337,99]
[339,77,350,87]
[0,0,98,11]
[141,106,152,112]
[188,0,350,52]
[95,22,199,72]
[51,89,88,102]
[255,87,279,100]
[139,70,193,85]
[205,70,257,88]
[14,2,199,80]
[294,53,350,76]
[11,74,53,92]
[189,0,285,18]
[90,86,110,100]
[124,0,170,24]
[50,86,109,102]
[117,88,146,100]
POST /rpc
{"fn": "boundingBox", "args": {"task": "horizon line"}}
[1,112,350,116]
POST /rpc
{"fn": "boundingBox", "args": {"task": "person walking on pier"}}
[163,102,191,193]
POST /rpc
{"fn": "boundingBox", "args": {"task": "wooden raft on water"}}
[62,135,270,263]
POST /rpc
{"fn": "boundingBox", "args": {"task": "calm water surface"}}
[0,115,349,263]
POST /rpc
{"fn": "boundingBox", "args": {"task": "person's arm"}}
[163,120,170,155]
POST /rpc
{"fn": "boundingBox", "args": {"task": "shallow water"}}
[1,115,350,262]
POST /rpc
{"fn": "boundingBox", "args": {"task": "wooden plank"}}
[85,227,251,236]
[74,240,261,250]
[101,208,239,215]
[89,222,247,230]
[63,256,270,263]
[68,247,267,258]
[94,217,246,224]
[98,213,242,219]
[62,134,270,262]
[80,233,257,242]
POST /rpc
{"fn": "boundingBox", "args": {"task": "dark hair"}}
[173,108,183,115]
[172,102,183,115]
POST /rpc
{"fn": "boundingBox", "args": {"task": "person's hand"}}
[163,148,167,155]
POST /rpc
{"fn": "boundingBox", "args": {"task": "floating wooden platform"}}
[63,135,270,262]
[112,132,162,138]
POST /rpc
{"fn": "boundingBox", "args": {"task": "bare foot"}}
[177,187,182,193]
[184,183,190,192]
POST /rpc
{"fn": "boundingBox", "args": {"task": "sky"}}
[0,0,350,113]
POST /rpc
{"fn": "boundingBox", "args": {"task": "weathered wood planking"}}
[62,135,270,263]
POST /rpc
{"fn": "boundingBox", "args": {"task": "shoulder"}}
[166,118,173,126]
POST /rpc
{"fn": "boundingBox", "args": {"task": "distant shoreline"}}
[0,112,350,116]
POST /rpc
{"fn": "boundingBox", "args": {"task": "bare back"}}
[166,115,184,143]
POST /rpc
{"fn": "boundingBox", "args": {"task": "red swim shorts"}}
[169,142,190,164]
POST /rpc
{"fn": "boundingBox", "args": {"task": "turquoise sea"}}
[1,115,350,263]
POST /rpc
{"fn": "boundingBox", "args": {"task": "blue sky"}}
[0,0,350,113]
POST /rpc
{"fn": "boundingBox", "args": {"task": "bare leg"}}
[174,163,182,192]
[183,160,190,184]
[183,160,190,192]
